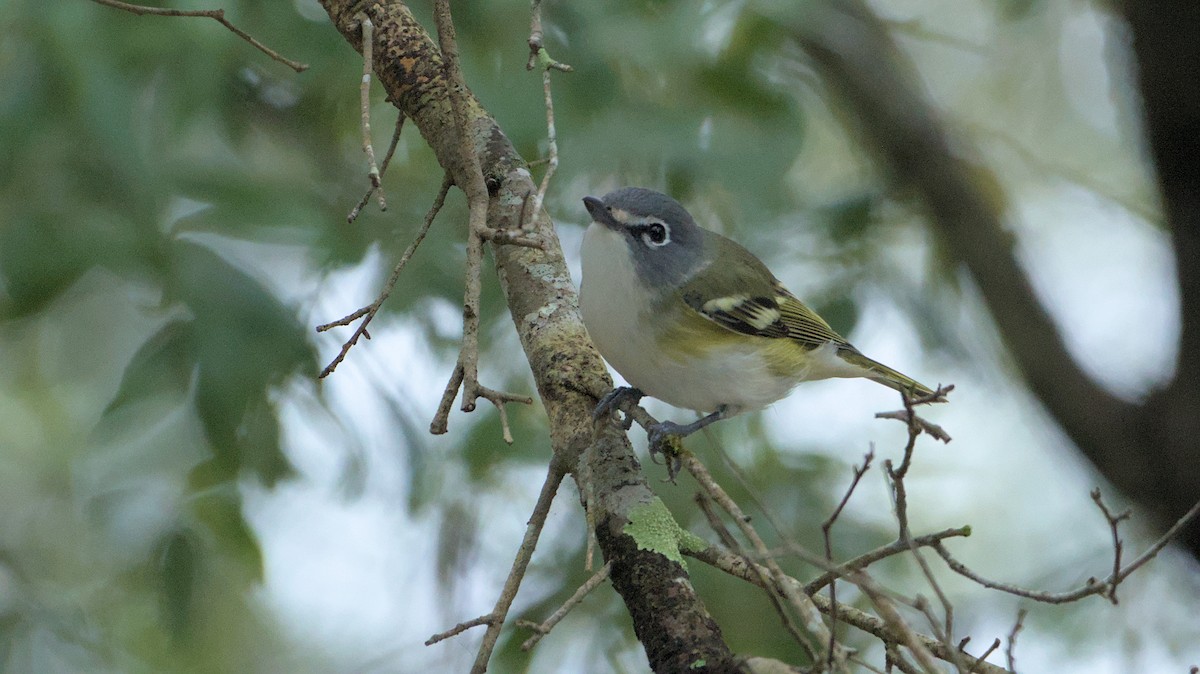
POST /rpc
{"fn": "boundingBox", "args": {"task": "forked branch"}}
[90,0,307,71]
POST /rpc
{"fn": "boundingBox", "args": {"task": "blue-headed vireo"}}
[580,187,936,445]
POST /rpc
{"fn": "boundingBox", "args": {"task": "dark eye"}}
[644,223,668,245]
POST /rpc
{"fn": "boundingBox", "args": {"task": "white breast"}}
[580,223,797,415]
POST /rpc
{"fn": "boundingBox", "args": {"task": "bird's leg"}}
[647,406,730,456]
[593,386,644,430]
[643,406,731,481]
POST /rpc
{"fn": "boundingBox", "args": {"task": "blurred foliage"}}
[0,0,1182,673]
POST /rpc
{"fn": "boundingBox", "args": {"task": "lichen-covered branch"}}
[316,2,743,670]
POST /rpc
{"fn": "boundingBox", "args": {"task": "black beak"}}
[582,196,619,230]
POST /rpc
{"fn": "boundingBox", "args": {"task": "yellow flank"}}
[659,300,816,377]
[659,293,935,397]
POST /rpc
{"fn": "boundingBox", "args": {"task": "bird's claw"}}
[647,422,684,482]
[593,386,643,429]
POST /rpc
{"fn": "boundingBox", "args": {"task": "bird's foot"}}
[647,421,687,482]
[645,407,730,481]
[593,386,644,430]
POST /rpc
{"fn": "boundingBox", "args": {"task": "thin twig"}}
[876,384,954,445]
[317,174,453,378]
[425,461,566,673]
[523,56,570,228]
[425,614,493,646]
[805,527,972,594]
[684,545,1013,674]
[525,0,574,73]
[969,639,1002,674]
[883,393,967,674]
[875,410,952,443]
[682,453,840,667]
[524,67,558,230]
[349,113,405,223]
[885,644,924,674]
[823,447,876,537]
[931,497,1200,604]
[858,583,942,674]
[470,462,565,674]
[355,13,387,213]
[520,0,571,231]
[695,492,815,653]
[516,561,611,651]
[1090,488,1131,604]
[430,0,535,444]
[90,0,307,71]
[821,447,875,670]
[1005,609,1026,673]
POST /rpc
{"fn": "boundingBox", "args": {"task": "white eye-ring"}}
[641,221,670,247]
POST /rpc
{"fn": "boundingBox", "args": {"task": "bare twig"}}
[885,644,924,674]
[90,0,307,71]
[1090,488,1131,604]
[682,453,842,667]
[685,545,1013,674]
[426,461,566,674]
[823,448,876,538]
[317,174,453,378]
[859,583,942,674]
[355,14,387,213]
[805,527,972,594]
[520,1,572,232]
[425,614,493,646]
[821,447,875,669]
[880,389,968,673]
[349,113,405,223]
[1005,609,1026,673]
[875,410,952,443]
[525,0,574,73]
[429,0,535,443]
[516,561,611,651]
[933,497,1200,604]
[695,492,815,653]
[969,638,1002,673]
[523,67,559,230]
[876,385,954,447]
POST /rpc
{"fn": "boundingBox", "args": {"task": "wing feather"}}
[682,281,851,351]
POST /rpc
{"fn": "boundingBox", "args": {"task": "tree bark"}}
[317,2,743,671]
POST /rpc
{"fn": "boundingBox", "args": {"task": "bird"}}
[579,186,937,446]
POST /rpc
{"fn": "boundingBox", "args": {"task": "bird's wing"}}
[678,242,850,350]
[774,288,852,350]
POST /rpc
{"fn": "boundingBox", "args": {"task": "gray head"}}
[582,187,708,287]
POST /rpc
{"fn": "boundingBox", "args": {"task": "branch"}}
[683,453,844,667]
[354,13,386,213]
[820,447,875,669]
[778,0,1171,508]
[804,527,971,594]
[348,113,405,223]
[90,0,308,71]
[1090,488,1131,604]
[428,0,534,444]
[471,462,565,673]
[317,173,452,378]
[521,0,572,231]
[315,4,745,670]
[1123,2,1200,394]
[685,545,1013,674]
[1005,609,1026,674]
[694,492,817,659]
[931,496,1200,604]
[516,561,611,651]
